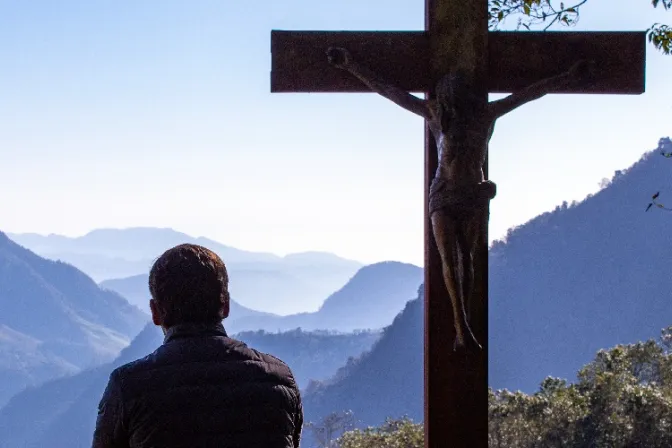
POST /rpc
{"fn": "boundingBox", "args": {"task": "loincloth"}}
[429,178,497,216]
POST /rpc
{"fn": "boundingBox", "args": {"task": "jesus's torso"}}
[428,116,491,185]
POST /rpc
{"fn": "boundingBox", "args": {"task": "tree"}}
[489,0,671,54]
[329,327,672,447]
[305,410,356,448]
[488,326,672,447]
[645,137,672,212]
[335,417,424,448]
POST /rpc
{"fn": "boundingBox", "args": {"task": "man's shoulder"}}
[246,345,290,368]
[108,351,158,381]
[259,351,290,367]
[230,338,298,385]
[109,337,297,387]
[229,338,291,373]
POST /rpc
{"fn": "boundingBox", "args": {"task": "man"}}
[92,244,303,448]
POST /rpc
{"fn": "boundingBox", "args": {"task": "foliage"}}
[489,326,672,447]
[645,137,672,212]
[335,418,423,448]
[306,414,423,448]
[321,327,672,447]
[305,410,356,447]
[488,0,671,54]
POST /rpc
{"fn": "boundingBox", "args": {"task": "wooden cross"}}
[270,1,645,446]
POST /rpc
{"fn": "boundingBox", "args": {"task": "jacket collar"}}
[163,321,228,344]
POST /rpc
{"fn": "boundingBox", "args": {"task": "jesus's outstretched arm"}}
[489,60,595,119]
[327,47,431,120]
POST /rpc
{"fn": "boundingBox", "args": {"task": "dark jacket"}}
[92,322,303,448]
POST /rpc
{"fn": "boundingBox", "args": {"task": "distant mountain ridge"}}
[98,274,274,320]
[101,261,424,333]
[489,137,672,393]
[302,285,424,430]
[6,136,672,441]
[4,138,672,446]
[9,228,364,315]
[230,261,423,333]
[301,137,672,429]
[8,228,278,264]
[0,231,147,408]
[0,252,423,447]
[0,324,382,448]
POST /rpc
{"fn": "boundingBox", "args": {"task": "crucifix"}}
[270,1,645,446]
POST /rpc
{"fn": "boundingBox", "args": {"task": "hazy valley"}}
[10,228,364,315]
[2,137,672,446]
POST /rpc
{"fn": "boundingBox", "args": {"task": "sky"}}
[0,0,670,267]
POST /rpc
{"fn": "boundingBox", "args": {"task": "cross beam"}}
[270,3,645,447]
[271,31,645,94]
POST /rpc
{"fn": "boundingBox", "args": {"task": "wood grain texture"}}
[271,30,645,94]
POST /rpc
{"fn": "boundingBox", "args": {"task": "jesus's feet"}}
[453,333,482,353]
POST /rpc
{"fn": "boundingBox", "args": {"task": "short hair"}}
[148,244,229,327]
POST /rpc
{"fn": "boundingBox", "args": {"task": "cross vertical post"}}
[424,1,489,446]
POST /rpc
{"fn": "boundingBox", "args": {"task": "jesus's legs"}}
[431,209,481,351]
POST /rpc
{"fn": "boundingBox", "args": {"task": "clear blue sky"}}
[0,0,669,266]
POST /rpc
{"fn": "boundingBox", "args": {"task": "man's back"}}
[93,323,303,448]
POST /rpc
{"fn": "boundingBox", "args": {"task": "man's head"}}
[148,244,230,329]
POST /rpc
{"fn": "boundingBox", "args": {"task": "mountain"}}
[4,138,671,444]
[230,262,423,333]
[101,261,423,333]
[0,324,381,448]
[0,325,163,448]
[302,285,424,430]
[300,137,672,428]
[7,228,279,266]
[99,273,273,320]
[235,328,381,387]
[489,137,672,393]
[9,228,363,314]
[0,232,147,407]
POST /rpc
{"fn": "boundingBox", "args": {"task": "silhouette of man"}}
[92,244,303,448]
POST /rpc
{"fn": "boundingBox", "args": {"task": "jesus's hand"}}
[567,59,596,84]
[326,47,353,69]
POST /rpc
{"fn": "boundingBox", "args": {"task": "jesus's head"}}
[435,71,485,128]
